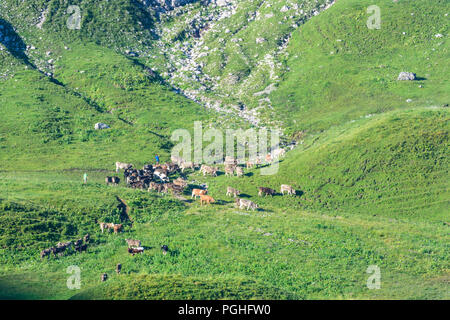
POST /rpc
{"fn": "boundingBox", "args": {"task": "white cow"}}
[116,162,133,173]
[271,148,286,159]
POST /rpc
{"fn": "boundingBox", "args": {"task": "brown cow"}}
[100,222,114,233]
[113,224,123,234]
[128,247,144,255]
[226,187,241,197]
[258,187,276,197]
[191,188,208,199]
[201,165,218,177]
[40,248,52,259]
[235,166,244,177]
[280,184,296,196]
[173,177,188,188]
[224,164,236,177]
[199,195,215,206]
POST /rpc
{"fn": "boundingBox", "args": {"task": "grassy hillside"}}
[0,42,222,170]
[271,0,449,134]
[0,165,448,300]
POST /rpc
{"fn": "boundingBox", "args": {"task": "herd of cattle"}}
[40,150,296,263]
[40,233,90,259]
[110,153,297,212]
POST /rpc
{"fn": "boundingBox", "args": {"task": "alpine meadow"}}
[0,0,448,301]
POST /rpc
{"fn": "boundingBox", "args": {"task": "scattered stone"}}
[94,123,110,130]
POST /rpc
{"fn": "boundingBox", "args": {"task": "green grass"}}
[0,42,221,170]
[0,0,448,300]
[271,0,449,134]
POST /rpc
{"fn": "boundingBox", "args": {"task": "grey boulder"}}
[397,72,416,81]
[94,123,110,130]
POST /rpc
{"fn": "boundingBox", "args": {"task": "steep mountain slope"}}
[147,0,335,126]
[271,0,449,133]
[0,44,218,170]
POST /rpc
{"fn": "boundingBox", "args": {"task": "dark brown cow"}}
[128,247,144,255]
[258,187,276,197]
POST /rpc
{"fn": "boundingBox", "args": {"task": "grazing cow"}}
[55,241,72,255]
[154,169,169,183]
[258,187,276,197]
[116,264,122,274]
[224,164,236,177]
[164,183,184,195]
[180,161,196,172]
[246,160,254,169]
[226,187,241,198]
[106,177,113,185]
[191,188,208,199]
[106,176,120,186]
[125,239,141,248]
[116,162,133,173]
[130,180,146,190]
[255,157,262,168]
[74,239,83,247]
[83,233,90,243]
[171,155,184,165]
[235,166,244,177]
[224,156,237,166]
[143,164,154,172]
[148,181,158,191]
[52,245,66,257]
[161,245,169,255]
[265,154,272,164]
[57,241,72,249]
[148,182,164,193]
[101,273,108,282]
[199,195,215,206]
[166,163,179,173]
[280,184,296,196]
[173,177,188,188]
[100,222,114,233]
[40,248,52,259]
[201,165,218,177]
[126,175,137,185]
[239,199,259,211]
[271,148,286,159]
[99,222,107,233]
[128,247,144,255]
[113,224,123,234]
[75,244,87,253]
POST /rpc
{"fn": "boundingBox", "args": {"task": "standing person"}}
[83,172,88,184]
[155,155,160,165]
